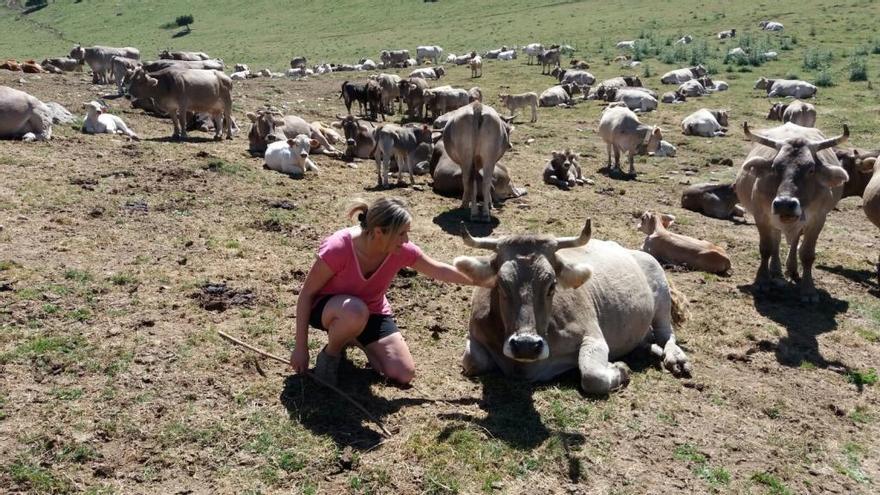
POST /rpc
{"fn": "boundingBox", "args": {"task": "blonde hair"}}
[347,197,412,237]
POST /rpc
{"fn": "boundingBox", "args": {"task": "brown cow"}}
[734,122,849,301]
[638,211,731,274]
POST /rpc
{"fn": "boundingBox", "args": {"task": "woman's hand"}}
[290,345,310,374]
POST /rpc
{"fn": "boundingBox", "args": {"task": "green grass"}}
[751,472,792,495]
[108,273,138,286]
[846,368,878,387]
[6,457,71,493]
[63,268,93,283]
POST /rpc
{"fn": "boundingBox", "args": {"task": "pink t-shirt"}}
[315,227,423,315]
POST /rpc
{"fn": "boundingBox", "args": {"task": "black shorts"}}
[309,295,400,346]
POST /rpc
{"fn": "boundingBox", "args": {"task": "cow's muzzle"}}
[504,334,548,362]
[346,138,356,146]
[299,151,309,158]
[771,196,801,223]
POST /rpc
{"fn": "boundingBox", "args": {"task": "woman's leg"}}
[320,295,369,356]
[364,333,415,385]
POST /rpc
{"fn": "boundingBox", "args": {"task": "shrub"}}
[779,37,794,51]
[175,14,194,32]
[849,57,868,81]
[783,72,800,80]
[815,70,835,87]
[872,39,880,55]
[641,64,653,78]
[803,48,833,70]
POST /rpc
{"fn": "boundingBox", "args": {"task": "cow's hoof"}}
[213,135,222,142]
[225,135,233,141]
[663,350,692,378]
[610,362,631,391]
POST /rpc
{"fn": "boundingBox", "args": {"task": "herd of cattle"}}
[2,18,880,393]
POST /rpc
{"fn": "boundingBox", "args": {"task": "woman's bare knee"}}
[338,298,369,329]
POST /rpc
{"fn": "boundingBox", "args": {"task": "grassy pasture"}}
[1,0,880,494]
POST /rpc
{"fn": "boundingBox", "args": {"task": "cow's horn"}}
[460,222,499,251]
[335,113,347,120]
[743,122,782,149]
[555,218,592,250]
[811,124,849,151]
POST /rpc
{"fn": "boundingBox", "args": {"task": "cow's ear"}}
[551,150,559,158]
[857,157,877,173]
[286,139,296,147]
[309,139,319,149]
[146,76,158,87]
[330,121,342,129]
[454,256,497,287]
[557,261,592,289]
[818,165,849,188]
[743,156,773,175]
[272,117,286,126]
[661,214,676,228]
[652,127,662,137]
[246,112,258,122]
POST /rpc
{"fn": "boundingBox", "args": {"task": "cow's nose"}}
[299,151,308,158]
[346,138,356,146]
[508,334,545,359]
[772,196,800,214]
[266,134,279,143]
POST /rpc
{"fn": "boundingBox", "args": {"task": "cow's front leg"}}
[578,335,630,395]
[755,221,784,292]
[784,230,802,282]
[461,337,496,376]
[798,221,824,302]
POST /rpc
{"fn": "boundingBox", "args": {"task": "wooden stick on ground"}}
[218,330,392,438]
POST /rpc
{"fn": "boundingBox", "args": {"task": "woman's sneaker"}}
[313,347,340,386]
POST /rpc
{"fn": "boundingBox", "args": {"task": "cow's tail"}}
[467,101,483,189]
[668,280,690,326]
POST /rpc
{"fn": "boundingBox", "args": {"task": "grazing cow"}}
[442,102,511,221]
[681,109,729,137]
[523,43,544,65]
[499,92,538,123]
[410,66,445,80]
[128,67,232,141]
[0,86,52,141]
[41,57,82,72]
[497,49,517,61]
[453,219,691,394]
[767,101,817,127]
[638,211,731,274]
[111,56,140,94]
[718,29,736,39]
[380,49,410,67]
[81,101,139,140]
[539,84,575,107]
[660,65,706,85]
[677,79,709,97]
[470,56,482,78]
[613,88,658,113]
[543,149,584,189]
[759,21,784,31]
[675,35,694,45]
[681,183,745,220]
[340,81,369,115]
[247,109,339,156]
[159,50,210,61]
[373,124,433,187]
[416,45,443,65]
[754,78,817,99]
[70,44,140,84]
[735,122,849,301]
[538,48,561,74]
[338,114,377,160]
[424,87,469,119]
[429,140,524,202]
[290,56,307,69]
[598,106,662,176]
[264,135,319,178]
[616,40,636,50]
[141,59,224,72]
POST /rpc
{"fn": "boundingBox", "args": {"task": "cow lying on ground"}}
[429,140,524,202]
[681,109,728,137]
[718,29,736,39]
[128,67,232,141]
[755,78,817,99]
[337,115,377,160]
[159,50,211,61]
[543,149,584,189]
[41,57,82,73]
[735,122,849,301]
[399,77,430,119]
[81,101,139,140]
[442,102,511,221]
[141,59,225,72]
[264,135,319,179]
[681,183,744,219]
[598,106,662,176]
[539,84,576,107]
[612,88,658,113]
[247,109,340,156]
[767,101,816,127]
[0,86,53,141]
[410,66,445,80]
[660,65,706,84]
[855,155,880,282]
[499,92,537,123]
[373,124,433,187]
[453,219,691,395]
[638,211,731,274]
[424,86,469,119]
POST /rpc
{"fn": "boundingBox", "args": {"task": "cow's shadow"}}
[817,263,879,292]
[279,361,479,451]
[433,209,501,237]
[146,136,220,144]
[738,282,850,370]
[596,165,637,181]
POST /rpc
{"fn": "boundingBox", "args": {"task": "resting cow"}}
[734,122,849,301]
[0,86,53,141]
[767,101,817,127]
[453,219,691,395]
[681,183,744,220]
[681,109,729,137]
[247,109,339,156]
[429,140,524,202]
[81,101,139,140]
[543,149,584,190]
[264,135,320,179]
[638,211,731,274]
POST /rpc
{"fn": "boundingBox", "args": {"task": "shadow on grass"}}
[738,282,850,370]
[432,208,500,237]
[280,360,479,451]
[817,263,879,291]
[146,135,219,144]
[23,4,48,15]
[172,30,191,39]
